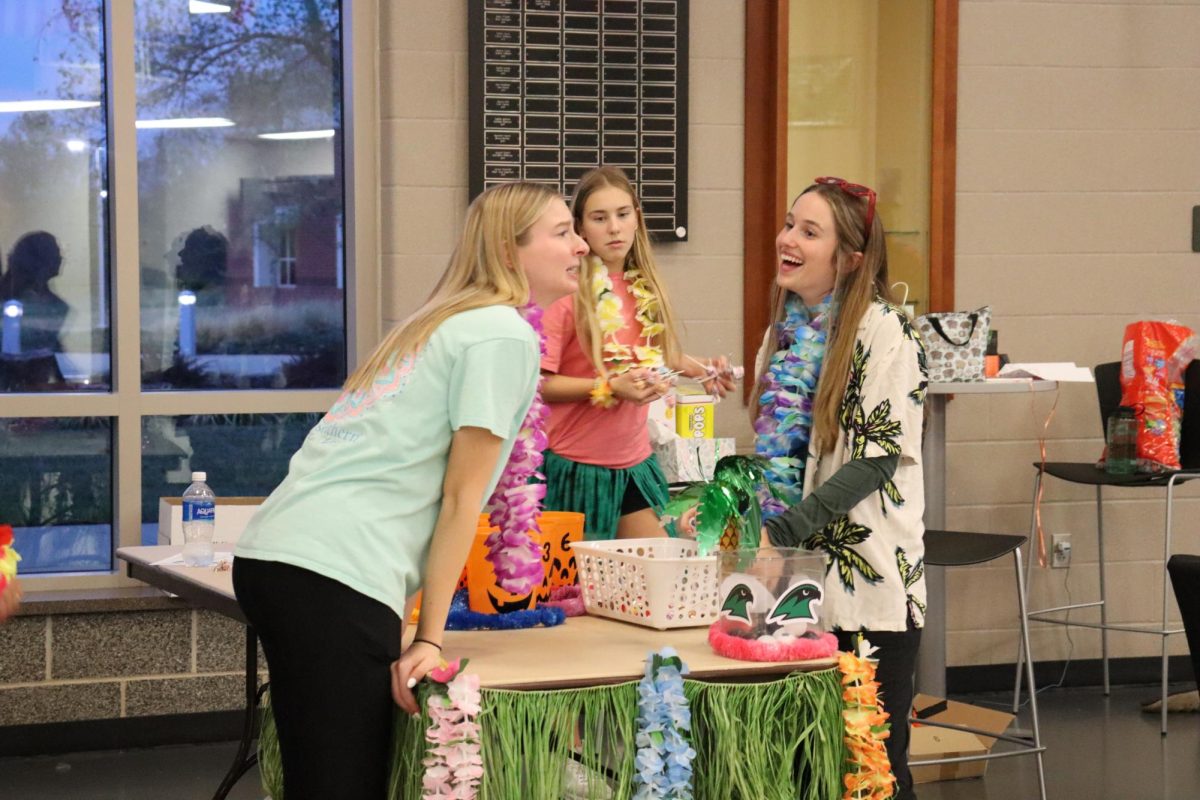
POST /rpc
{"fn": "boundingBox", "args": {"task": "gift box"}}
[654,436,736,483]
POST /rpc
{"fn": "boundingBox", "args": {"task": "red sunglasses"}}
[814,176,876,240]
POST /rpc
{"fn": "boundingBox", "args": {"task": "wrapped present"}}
[654,436,736,483]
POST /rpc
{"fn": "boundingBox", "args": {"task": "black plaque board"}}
[469,0,689,241]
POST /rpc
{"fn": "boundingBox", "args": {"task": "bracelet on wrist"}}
[589,376,617,408]
[413,637,442,651]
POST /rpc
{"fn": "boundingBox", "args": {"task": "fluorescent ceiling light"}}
[65,139,88,152]
[257,129,336,141]
[136,117,235,129]
[0,99,100,113]
[190,1,232,12]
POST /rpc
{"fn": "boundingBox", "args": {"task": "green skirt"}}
[539,450,673,540]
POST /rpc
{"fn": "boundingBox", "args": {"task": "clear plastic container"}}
[714,548,828,639]
[1105,406,1138,475]
[181,471,215,566]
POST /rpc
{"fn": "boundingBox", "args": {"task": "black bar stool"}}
[910,530,1047,799]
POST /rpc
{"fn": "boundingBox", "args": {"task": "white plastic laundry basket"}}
[572,538,720,629]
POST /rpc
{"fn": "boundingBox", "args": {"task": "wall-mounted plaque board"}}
[469,0,689,241]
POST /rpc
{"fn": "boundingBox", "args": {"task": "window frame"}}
[1,0,380,591]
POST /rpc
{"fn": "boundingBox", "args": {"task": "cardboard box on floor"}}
[909,693,1015,784]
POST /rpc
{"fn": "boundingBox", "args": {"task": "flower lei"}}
[592,259,665,375]
[0,525,19,593]
[422,658,484,800]
[838,637,895,800]
[753,293,832,516]
[634,647,696,799]
[483,303,550,596]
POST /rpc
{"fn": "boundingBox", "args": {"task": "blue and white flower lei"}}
[753,292,832,516]
[634,647,696,799]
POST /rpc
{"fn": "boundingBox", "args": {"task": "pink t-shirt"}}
[542,272,652,470]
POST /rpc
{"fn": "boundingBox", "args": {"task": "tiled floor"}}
[1,683,1197,799]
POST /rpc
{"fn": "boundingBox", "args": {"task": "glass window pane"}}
[0,1,110,392]
[140,412,321,544]
[0,417,113,574]
[787,0,932,317]
[135,1,347,390]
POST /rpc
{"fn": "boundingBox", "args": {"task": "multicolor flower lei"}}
[422,658,484,800]
[483,303,550,597]
[753,293,832,516]
[634,647,696,799]
[0,525,20,593]
[592,259,665,375]
[838,637,895,800]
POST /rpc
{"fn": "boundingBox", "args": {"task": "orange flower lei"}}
[838,638,895,800]
[0,525,21,599]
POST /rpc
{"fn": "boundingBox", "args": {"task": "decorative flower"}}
[429,658,463,684]
[0,525,20,591]
[633,648,695,799]
[839,635,895,800]
[754,293,832,516]
[483,304,550,596]
[589,261,665,377]
[446,671,482,716]
[423,666,485,799]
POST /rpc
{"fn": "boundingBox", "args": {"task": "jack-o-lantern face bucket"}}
[464,512,585,613]
[534,511,584,603]
[465,518,539,614]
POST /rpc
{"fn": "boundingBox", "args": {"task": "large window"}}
[0,1,369,581]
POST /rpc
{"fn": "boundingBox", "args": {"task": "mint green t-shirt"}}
[235,305,540,619]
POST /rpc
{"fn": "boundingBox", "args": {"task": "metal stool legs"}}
[1014,471,1187,735]
[1014,546,1049,800]
[913,545,1047,800]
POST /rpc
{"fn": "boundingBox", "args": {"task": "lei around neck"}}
[482,302,550,596]
[591,257,665,375]
[753,293,833,515]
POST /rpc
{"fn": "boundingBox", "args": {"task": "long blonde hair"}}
[343,181,560,393]
[751,182,894,456]
[568,167,682,376]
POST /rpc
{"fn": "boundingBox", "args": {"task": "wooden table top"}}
[117,545,837,690]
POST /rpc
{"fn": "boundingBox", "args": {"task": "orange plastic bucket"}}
[466,511,584,613]
[534,511,584,603]
[413,512,585,618]
[465,519,537,613]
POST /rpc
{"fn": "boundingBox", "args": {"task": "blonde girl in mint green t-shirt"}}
[232,182,588,800]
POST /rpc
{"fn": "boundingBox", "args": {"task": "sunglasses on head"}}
[814,176,876,241]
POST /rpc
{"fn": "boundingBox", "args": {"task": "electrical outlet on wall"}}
[1052,534,1072,569]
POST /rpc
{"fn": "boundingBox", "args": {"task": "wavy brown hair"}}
[751,182,894,456]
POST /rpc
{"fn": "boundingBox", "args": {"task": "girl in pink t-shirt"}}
[540,167,735,540]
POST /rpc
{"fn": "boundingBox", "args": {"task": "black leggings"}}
[233,557,402,800]
[836,623,923,800]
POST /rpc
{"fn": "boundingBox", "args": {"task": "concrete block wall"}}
[0,607,252,727]
[947,0,1200,667]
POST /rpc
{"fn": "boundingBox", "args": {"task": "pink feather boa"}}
[708,618,839,662]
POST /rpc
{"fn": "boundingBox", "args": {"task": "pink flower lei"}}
[482,303,550,596]
[422,658,484,799]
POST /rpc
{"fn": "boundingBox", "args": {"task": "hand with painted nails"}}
[390,639,443,715]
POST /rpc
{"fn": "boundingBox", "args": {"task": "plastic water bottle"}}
[181,471,216,566]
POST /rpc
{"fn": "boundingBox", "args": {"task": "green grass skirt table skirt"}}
[258,667,848,800]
